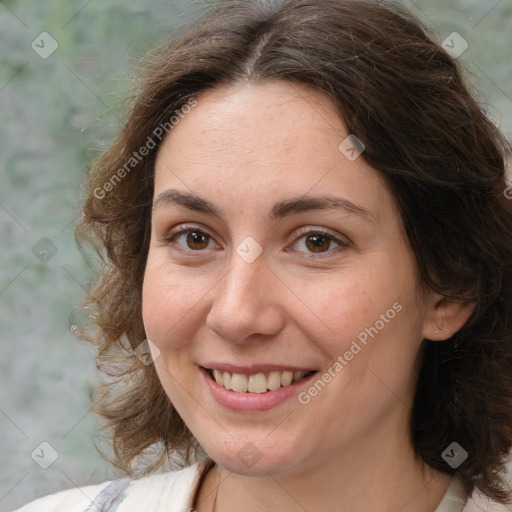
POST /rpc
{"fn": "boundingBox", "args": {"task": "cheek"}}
[291,268,385,351]
[141,257,204,349]
[293,255,419,361]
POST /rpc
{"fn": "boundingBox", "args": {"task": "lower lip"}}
[200,366,318,412]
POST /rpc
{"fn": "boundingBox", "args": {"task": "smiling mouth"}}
[203,367,318,393]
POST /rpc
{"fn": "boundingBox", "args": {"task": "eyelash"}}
[160,224,350,258]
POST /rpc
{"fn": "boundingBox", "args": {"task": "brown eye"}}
[185,231,211,250]
[289,228,349,257]
[165,226,216,252]
[304,233,332,253]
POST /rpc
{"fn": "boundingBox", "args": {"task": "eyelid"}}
[287,225,351,256]
[160,223,219,251]
[291,225,349,243]
[164,223,213,240]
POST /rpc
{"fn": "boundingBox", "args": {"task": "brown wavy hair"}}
[75,0,512,503]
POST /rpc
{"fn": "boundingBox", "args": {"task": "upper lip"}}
[200,363,318,374]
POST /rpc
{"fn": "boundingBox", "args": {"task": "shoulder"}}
[461,468,512,512]
[11,480,115,512]
[119,457,212,511]
[11,457,213,512]
[463,488,511,512]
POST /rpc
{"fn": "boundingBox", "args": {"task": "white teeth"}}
[281,371,293,386]
[210,369,313,393]
[213,369,223,386]
[222,371,232,390]
[267,371,282,390]
[248,373,267,393]
[231,373,248,392]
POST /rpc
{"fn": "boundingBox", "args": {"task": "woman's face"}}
[142,80,436,476]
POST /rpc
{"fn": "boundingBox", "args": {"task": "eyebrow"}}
[153,189,377,222]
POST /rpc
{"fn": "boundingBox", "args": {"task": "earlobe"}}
[422,295,477,341]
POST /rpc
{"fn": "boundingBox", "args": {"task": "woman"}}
[14,0,512,511]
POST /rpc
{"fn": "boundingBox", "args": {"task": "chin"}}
[203,437,307,477]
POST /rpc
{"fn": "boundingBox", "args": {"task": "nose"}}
[206,255,286,344]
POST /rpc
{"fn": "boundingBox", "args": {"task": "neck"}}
[197,442,452,512]
[195,406,453,512]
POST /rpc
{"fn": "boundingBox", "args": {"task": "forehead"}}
[153,80,396,225]
[156,81,343,169]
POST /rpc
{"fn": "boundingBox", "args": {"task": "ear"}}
[422,292,476,341]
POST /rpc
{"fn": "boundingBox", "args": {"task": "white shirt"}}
[11,457,510,512]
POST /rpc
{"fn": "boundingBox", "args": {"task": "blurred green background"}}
[0,0,511,510]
